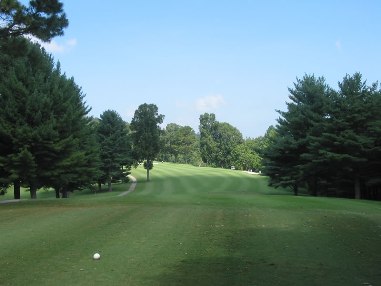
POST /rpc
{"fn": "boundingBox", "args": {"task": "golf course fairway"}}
[0,163,380,286]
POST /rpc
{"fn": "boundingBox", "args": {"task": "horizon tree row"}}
[0,37,164,199]
[264,73,381,200]
[198,113,271,171]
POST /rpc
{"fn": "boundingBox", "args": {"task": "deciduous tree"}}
[130,103,164,181]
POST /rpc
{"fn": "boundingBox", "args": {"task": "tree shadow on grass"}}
[146,227,293,286]
[150,256,259,286]
[147,225,380,286]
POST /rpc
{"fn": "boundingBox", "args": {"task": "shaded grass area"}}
[0,163,380,286]
[0,181,129,201]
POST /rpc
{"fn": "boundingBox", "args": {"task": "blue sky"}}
[36,0,381,138]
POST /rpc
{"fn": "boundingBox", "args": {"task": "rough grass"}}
[0,163,380,286]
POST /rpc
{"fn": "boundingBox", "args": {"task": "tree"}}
[308,73,381,199]
[130,103,164,181]
[0,38,98,199]
[231,143,261,171]
[264,73,381,200]
[0,37,56,198]
[199,113,218,166]
[159,123,200,165]
[97,110,131,192]
[263,75,330,196]
[0,0,68,42]
[213,122,244,168]
[199,113,243,168]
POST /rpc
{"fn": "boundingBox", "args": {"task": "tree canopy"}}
[159,123,200,165]
[130,103,164,181]
[0,38,98,198]
[0,0,68,42]
[199,113,244,168]
[97,110,131,191]
[264,73,381,199]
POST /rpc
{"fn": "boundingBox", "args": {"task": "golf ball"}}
[93,253,100,260]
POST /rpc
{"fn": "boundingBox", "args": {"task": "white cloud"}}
[66,38,77,47]
[335,39,342,51]
[28,36,77,53]
[195,94,226,112]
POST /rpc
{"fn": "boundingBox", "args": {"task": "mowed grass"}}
[0,163,380,286]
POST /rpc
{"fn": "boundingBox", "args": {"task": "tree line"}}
[158,114,273,172]
[4,37,379,201]
[0,37,164,199]
[0,1,165,199]
[263,74,381,200]
[1,1,380,200]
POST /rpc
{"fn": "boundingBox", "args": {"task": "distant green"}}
[0,163,380,286]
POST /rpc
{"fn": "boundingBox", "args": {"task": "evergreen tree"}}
[97,110,131,191]
[0,0,68,42]
[264,73,381,200]
[0,38,99,198]
[309,73,380,198]
[264,75,330,195]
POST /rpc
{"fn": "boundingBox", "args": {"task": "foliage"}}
[231,143,261,171]
[0,38,98,198]
[264,73,381,199]
[199,113,244,168]
[199,113,218,165]
[159,123,201,165]
[0,0,68,41]
[96,110,132,191]
[130,103,164,181]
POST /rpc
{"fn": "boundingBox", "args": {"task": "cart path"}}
[117,175,137,196]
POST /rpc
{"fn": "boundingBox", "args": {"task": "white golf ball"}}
[93,253,100,260]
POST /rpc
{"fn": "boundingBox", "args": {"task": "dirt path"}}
[117,175,137,196]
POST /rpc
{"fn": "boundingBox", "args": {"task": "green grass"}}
[0,163,380,286]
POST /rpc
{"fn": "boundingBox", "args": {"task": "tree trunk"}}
[147,167,150,182]
[293,184,299,196]
[108,176,112,192]
[355,175,361,199]
[55,188,60,198]
[98,181,102,192]
[308,177,318,196]
[61,188,68,198]
[14,180,21,200]
[30,185,37,199]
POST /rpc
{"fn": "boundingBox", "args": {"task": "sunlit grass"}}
[0,163,380,286]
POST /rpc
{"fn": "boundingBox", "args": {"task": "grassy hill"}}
[0,163,380,286]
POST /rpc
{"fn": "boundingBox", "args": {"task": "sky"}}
[33,0,381,138]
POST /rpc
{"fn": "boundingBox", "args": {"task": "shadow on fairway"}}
[151,256,258,286]
[148,225,380,286]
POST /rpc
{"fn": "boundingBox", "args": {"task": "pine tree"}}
[310,73,380,198]
[97,110,131,191]
[0,0,68,42]
[0,38,100,198]
[264,75,330,195]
